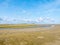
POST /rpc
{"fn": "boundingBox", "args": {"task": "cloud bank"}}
[0,16,55,24]
[0,0,60,24]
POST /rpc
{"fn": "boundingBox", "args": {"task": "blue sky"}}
[0,0,60,24]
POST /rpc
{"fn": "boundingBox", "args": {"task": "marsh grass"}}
[0,31,58,45]
[0,24,36,28]
[0,24,60,45]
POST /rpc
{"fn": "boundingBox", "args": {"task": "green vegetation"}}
[0,24,36,28]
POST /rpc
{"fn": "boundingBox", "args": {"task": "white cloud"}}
[22,17,55,24]
[35,17,44,23]
[34,17,55,24]
[38,17,44,22]
[45,17,55,23]
[23,19,33,22]
[0,16,55,24]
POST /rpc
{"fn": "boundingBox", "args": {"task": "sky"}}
[0,0,60,24]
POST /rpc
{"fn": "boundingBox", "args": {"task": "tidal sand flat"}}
[0,24,60,45]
